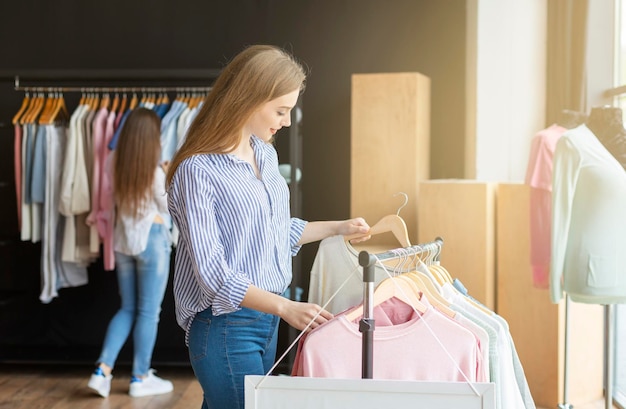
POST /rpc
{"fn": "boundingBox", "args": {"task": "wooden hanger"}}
[23,93,45,124]
[39,92,58,124]
[118,92,128,115]
[12,93,30,125]
[45,92,69,125]
[344,276,427,322]
[129,92,138,110]
[99,92,111,110]
[344,192,411,247]
[89,92,100,110]
[432,264,454,284]
[110,93,120,114]
[402,273,455,318]
[18,94,34,124]
[344,214,411,247]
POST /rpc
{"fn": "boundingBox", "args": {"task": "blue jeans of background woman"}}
[96,223,172,377]
[188,307,280,409]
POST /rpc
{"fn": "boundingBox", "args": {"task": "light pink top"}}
[293,298,480,382]
[524,124,566,288]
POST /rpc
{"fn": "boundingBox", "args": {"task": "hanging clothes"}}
[40,124,89,302]
[59,103,92,265]
[303,235,535,409]
[12,88,209,300]
[308,235,392,314]
[13,93,89,303]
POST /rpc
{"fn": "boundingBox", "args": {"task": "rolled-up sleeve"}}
[289,217,307,256]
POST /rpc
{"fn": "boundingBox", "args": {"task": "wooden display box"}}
[417,179,496,310]
[350,72,430,246]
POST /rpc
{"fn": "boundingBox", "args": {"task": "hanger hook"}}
[393,192,409,216]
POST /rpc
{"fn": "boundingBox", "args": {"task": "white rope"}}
[371,251,481,396]
[256,250,482,397]
[255,263,363,390]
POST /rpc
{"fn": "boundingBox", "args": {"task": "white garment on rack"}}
[442,284,526,409]
[40,125,88,303]
[59,104,91,263]
[20,124,32,241]
[308,235,407,314]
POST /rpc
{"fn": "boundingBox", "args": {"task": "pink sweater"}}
[293,298,480,382]
[525,124,566,288]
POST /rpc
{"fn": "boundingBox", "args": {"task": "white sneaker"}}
[128,369,173,397]
[87,367,112,398]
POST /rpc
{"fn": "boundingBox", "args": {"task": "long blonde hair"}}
[166,44,306,186]
[113,108,161,218]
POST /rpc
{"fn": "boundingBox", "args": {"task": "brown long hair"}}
[113,107,161,218]
[165,44,307,186]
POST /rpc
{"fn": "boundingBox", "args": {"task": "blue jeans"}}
[97,223,172,377]
[188,307,280,409]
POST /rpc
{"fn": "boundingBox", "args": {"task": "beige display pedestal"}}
[350,72,430,247]
[417,179,496,310]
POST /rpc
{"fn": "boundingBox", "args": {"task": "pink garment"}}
[14,124,22,226]
[524,124,566,288]
[97,111,117,271]
[293,298,479,382]
[85,108,109,231]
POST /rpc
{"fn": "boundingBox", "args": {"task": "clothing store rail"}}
[3,69,221,92]
[357,237,444,379]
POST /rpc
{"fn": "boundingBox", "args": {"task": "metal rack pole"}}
[359,251,376,379]
[605,305,615,409]
[558,294,573,409]
[357,237,444,379]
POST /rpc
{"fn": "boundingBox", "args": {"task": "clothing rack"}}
[5,68,308,368]
[357,237,444,379]
[9,69,220,94]
[6,68,220,84]
[14,84,213,93]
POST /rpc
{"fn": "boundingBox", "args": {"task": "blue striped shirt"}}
[167,135,307,342]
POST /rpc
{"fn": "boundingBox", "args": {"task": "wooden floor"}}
[0,364,203,409]
[0,363,620,409]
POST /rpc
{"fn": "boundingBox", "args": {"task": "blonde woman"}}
[166,45,370,409]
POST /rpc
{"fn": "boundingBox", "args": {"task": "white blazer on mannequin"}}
[551,124,626,304]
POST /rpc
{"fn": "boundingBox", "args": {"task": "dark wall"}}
[0,0,466,364]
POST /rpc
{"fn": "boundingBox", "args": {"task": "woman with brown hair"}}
[88,107,174,398]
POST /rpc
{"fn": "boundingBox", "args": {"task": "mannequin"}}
[586,106,626,170]
[555,106,626,409]
[558,109,587,129]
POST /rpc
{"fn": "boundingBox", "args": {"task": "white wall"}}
[466,0,547,182]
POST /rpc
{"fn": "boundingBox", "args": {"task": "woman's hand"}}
[337,217,371,243]
[279,300,334,332]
